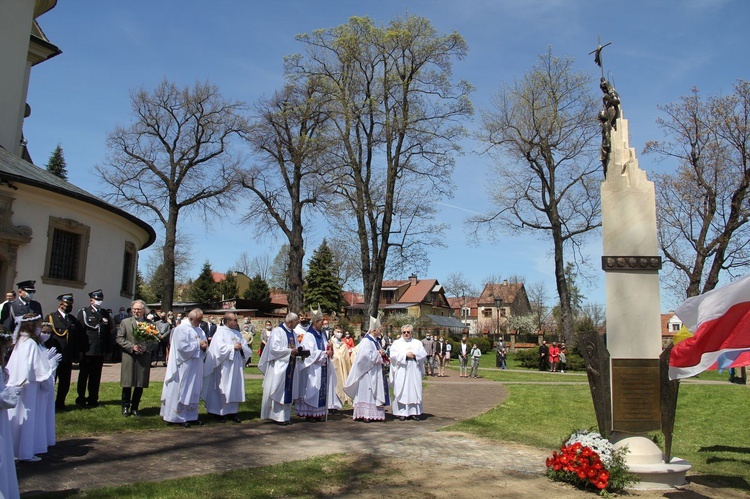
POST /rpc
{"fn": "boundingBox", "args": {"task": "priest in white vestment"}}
[389,324,427,420]
[202,313,251,422]
[6,313,60,462]
[344,316,389,422]
[1,332,21,498]
[258,313,301,425]
[160,309,207,427]
[295,308,340,420]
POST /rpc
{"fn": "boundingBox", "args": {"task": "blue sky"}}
[23,0,750,311]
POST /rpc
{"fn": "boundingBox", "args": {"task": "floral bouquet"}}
[132,322,160,345]
[545,429,637,494]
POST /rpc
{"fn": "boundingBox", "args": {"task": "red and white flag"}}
[669,274,750,380]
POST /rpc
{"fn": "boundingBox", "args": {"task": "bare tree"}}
[644,81,750,299]
[97,80,247,311]
[443,271,476,299]
[250,253,272,283]
[287,15,473,318]
[240,80,334,312]
[526,280,550,333]
[472,49,601,345]
[234,251,253,276]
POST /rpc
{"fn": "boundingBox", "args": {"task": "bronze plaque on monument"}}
[611,359,661,432]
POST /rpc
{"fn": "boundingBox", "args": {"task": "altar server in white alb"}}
[389,324,427,421]
[1,331,21,498]
[344,316,389,422]
[295,307,340,421]
[160,309,207,427]
[202,312,252,423]
[258,313,301,425]
[6,313,61,462]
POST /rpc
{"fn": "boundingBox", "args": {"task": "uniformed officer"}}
[45,293,82,412]
[75,289,112,407]
[0,280,43,337]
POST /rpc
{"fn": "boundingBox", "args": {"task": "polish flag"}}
[669,274,750,380]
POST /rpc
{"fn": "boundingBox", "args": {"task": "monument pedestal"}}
[599,105,692,488]
[611,434,691,489]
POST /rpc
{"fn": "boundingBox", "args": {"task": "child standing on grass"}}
[469,343,482,378]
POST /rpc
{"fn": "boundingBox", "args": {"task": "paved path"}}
[18,365,550,496]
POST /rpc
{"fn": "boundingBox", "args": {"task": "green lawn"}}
[45,361,750,496]
[56,378,263,437]
[446,382,750,490]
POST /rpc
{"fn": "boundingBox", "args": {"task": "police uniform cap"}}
[57,293,74,303]
[16,280,36,292]
[88,289,104,300]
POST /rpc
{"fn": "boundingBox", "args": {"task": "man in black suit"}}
[0,280,43,335]
[539,340,550,372]
[76,289,112,407]
[45,293,81,412]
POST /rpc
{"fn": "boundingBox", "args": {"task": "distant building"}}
[0,1,155,311]
[448,296,479,335]
[346,273,453,318]
[661,311,683,348]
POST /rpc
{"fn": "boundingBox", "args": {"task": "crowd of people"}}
[538,340,567,373]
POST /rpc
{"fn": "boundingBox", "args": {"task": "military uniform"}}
[45,293,82,412]
[0,280,43,335]
[75,290,112,407]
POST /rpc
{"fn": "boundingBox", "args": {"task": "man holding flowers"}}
[116,300,160,417]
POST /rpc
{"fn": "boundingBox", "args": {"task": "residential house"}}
[448,296,479,335]
[0,1,155,311]
[661,311,683,349]
[477,280,532,347]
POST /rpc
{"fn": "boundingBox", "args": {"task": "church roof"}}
[0,146,156,248]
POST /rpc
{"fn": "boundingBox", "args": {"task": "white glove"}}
[47,347,58,359]
[48,352,63,371]
[0,385,20,409]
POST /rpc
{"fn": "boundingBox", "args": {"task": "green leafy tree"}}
[148,263,168,301]
[244,273,271,303]
[219,270,239,299]
[304,239,343,314]
[191,261,219,304]
[288,14,473,318]
[135,268,156,304]
[45,144,68,180]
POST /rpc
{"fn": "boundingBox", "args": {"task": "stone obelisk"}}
[599,77,691,488]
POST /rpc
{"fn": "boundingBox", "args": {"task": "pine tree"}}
[244,274,271,303]
[135,268,156,304]
[304,239,343,314]
[191,261,219,305]
[46,144,68,180]
[219,270,239,299]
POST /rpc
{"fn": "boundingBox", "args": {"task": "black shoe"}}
[398,416,407,421]
[409,415,422,421]
[274,420,292,426]
[231,415,242,423]
[75,399,86,408]
[122,407,130,417]
[217,415,228,423]
[88,401,99,408]
[191,419,204,426]
[129,409,140,417]
[182,421,192,428]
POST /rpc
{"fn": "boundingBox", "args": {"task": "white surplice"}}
[0,370,20,499]
[160,321,206,423]
[343,334,387,420]
[6,334,55,460]
[258,323,299,422]
[389,336,427,417]
[202,325,251,416]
